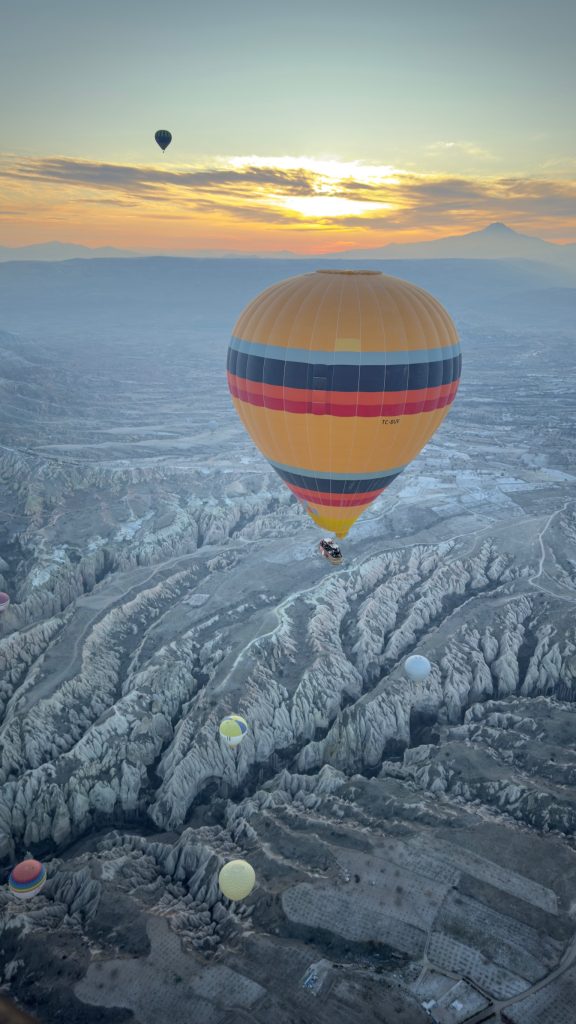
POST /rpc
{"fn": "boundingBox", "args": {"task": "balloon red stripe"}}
[287,483,385,506]
[228,373,459,416]
[231,373,458,405]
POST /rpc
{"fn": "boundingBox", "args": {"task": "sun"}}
[277,195,388,219]
[227,155,404,220]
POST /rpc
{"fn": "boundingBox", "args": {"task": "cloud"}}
[190,197,299,224]
[81,197,141,207]
[1,153,575,242]
[427,141,497,161]
[0,157,316,198]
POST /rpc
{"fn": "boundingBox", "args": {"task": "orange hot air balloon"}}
[227,270,461,539]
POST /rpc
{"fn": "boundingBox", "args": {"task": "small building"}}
[428,980,489,1024]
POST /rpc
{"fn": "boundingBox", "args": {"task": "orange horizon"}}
[1,223,574,253]
[1,154,575,251]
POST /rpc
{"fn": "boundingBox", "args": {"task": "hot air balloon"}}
[155,129,172,152]
[227,270,461,541]
[405,655,432,681]
[0,592,9,613]
[218,859,255,901]
[8,859,47,900]
[219,714,248,747]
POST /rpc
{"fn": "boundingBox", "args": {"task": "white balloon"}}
[405,655,432,681]
[218,860,256,901]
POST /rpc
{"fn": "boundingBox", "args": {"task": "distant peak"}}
[483,222,515,234]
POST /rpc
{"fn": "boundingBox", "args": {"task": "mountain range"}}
[0,241,292,262]
[324,222,576,268]
[0,223,574,270]
[0,241,141,261]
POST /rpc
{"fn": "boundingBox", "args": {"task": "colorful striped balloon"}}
[8,859,47,900]
[219,714,249,747]
[227,270,461,538]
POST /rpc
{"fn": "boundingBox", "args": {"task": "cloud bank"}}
[1,154,574,248]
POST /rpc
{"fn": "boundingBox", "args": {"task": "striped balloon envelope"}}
[227,270,461,539]
[8,859,47,900]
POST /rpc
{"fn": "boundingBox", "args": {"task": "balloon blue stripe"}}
[268,459,408,481]
[230,335,461,365]
[228,348,461,392]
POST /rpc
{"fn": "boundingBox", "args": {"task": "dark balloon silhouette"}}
[155,130,172,152]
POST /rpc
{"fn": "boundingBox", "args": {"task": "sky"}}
[1,0,575,253]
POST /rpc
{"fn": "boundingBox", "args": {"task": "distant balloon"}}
[218,859,255,901]
[405,655,432,681]
[8,859,47,900]
[0,592,9,613]
[219,714,248,747]
[154,129,172,152]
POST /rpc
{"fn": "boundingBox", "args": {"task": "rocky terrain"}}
[0,257,575,1024]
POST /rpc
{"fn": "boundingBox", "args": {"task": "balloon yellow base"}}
[307,503,370,539]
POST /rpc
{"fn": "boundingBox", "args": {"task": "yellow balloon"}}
[219,714,248,747]
[227,270,461,539]
[218,859,256,901]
